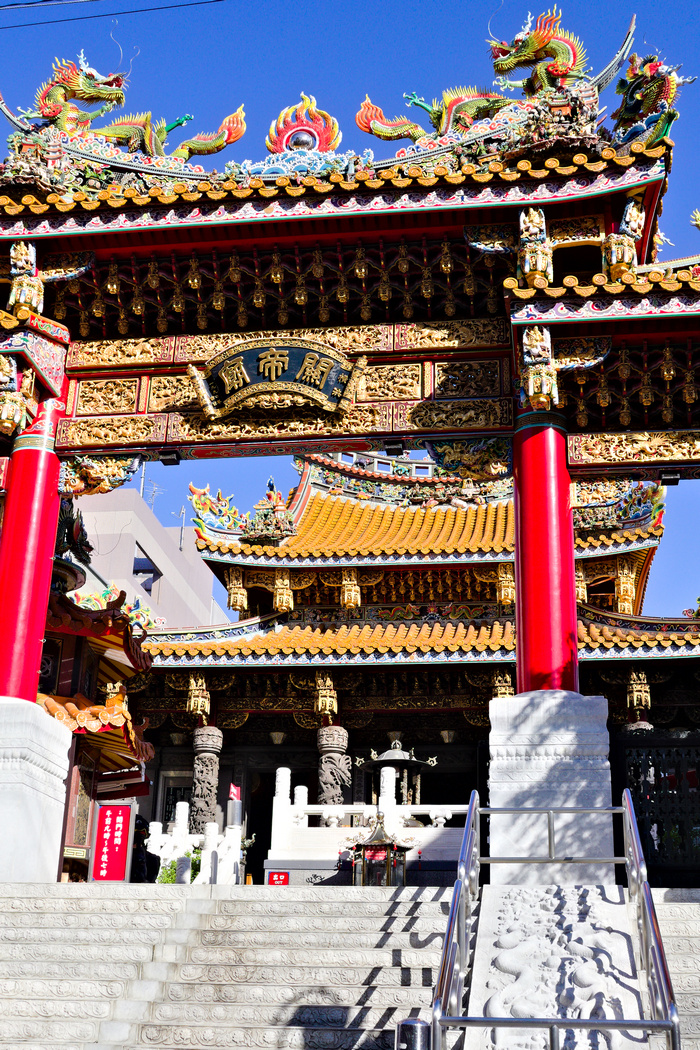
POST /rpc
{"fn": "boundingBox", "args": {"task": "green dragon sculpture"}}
[489,8,588,95]
[611,53,696,146]
[356,88,512,144]
[356,8,635,147]
[23,51,245,162]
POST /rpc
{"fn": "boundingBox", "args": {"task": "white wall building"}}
[78,488,228,629]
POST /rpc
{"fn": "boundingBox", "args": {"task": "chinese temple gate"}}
[1,9,700,882]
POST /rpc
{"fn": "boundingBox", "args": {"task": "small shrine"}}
[350,813,409,887]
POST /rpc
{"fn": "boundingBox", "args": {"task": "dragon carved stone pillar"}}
[189,725,223,835]
[317,725,352,807]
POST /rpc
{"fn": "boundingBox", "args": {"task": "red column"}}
[513,411,579,694]
[0,395,63,702]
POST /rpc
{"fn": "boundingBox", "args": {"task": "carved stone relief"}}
[317,725,351,806]
[189,725,223,835]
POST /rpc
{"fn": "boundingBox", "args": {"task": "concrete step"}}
[198,929,444,950]
[149,1001,431,1028]
[221,886,452,902]
[0,1017,100,1044]
[185,945,443,967]
[0,999,112,1021]
[0,959,140,981]
[134,1023,395,1047]
[172,962,437,987]
[218,900,451,918]
[0,897,186,916]
[208,914,446,932]
[163,983,435,1007]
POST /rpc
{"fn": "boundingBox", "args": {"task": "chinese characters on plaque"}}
[189,338,363,420]
[89,803,134,882]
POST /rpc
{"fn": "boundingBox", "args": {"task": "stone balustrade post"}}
[271,766,292,852]
[294,784,309,827]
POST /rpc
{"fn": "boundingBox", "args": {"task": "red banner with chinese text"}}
[90,803,133,882]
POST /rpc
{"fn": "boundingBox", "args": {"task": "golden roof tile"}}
[197,490,660,563]
[146,611,700,663]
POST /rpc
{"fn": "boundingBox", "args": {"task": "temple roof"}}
[38,692,155,771]
[197,490,515,564]
[46,591,152,680]
[196,488,662,567]
[144,606,700,667]
[0,143,667,232]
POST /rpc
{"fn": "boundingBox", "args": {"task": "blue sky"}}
[2,0,699,615]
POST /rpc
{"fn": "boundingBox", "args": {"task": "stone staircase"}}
[0,883,451,1050]
[653,887,700,1050]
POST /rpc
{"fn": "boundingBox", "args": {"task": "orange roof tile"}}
[196,492,661,563]
[146,619,517,659]
[146,613,700,663]
[38,691,154,767]
[198,491,516,560]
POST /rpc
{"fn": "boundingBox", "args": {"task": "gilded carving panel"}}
[435,361,500,399]
[166,402,389,443]
[395,319,510,350]
[68,337,175,369]
[76,378,139,416]
[358,364,421,402]
[57,414,168,448]
[569,430,700,467]
[396,398,512,432]
[548,215,604,245]
[148,374,197,412]
[172,326,392,364]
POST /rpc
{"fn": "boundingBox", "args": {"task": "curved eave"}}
[144,606,700,668]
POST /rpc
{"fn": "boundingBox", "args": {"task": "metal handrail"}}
[427,789,681,1050]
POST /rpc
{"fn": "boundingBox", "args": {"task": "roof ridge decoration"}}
[354,10,649,160]
[73,582,165,631]
[0,13,691,199]
[190,476,296,546]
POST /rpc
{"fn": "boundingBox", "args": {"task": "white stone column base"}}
[0,697,72,882]
[488,689,614,885]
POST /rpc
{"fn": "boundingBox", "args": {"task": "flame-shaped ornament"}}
[265,93,341,154]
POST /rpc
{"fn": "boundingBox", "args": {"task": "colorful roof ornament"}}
[611,53,696,147]
[266,93,341,154]
[190,477,296,545]
[356,9,641,158]
[1,51,246,182]
[229,94,371,180]
[73,583,166,630]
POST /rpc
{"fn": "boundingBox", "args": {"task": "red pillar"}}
[513,411,579,694]
[0,396,63,702]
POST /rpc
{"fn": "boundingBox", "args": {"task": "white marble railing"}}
[271,766,469,862]
[147,801,243,884]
